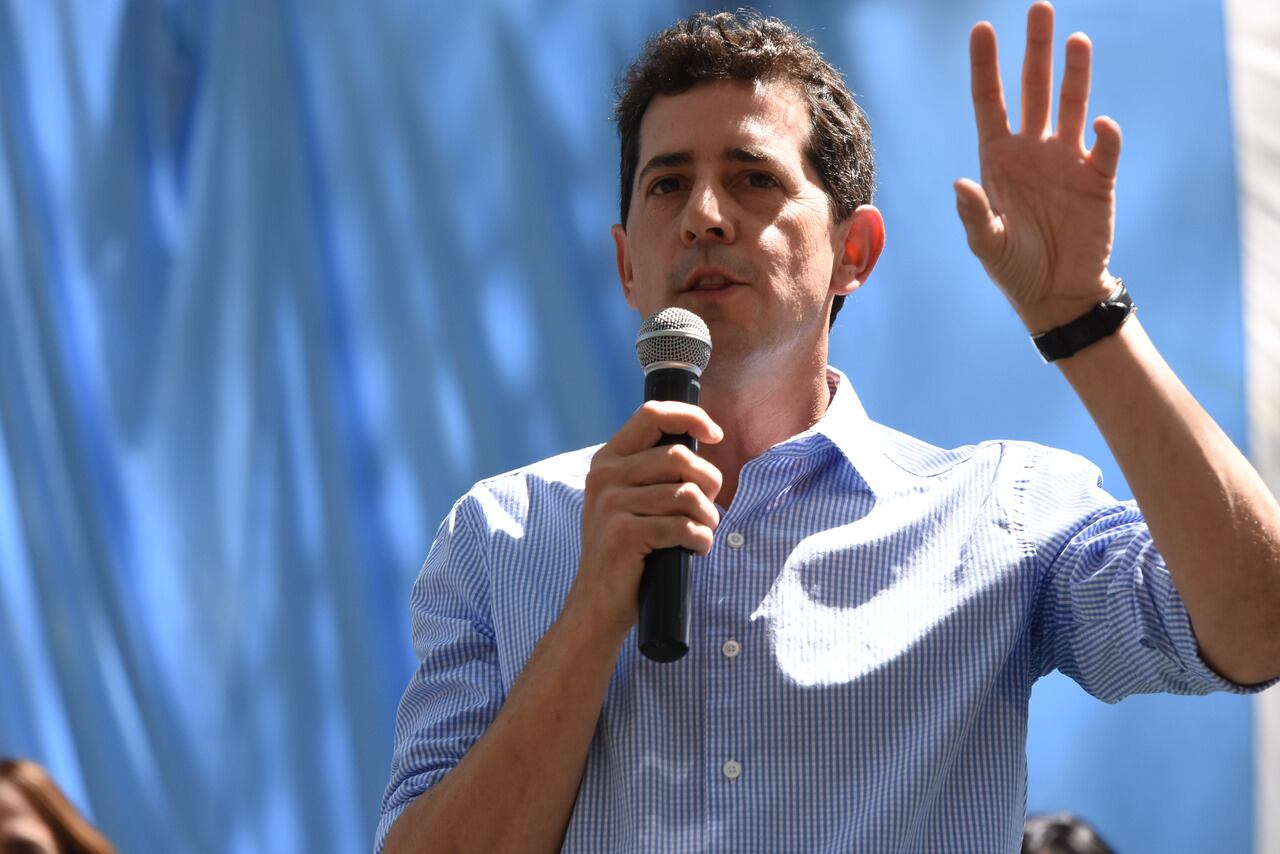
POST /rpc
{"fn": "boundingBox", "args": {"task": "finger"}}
[1056,33,1092,149]
[953,178,1007,264]
[627,481,721,530]
[640,516,717,556]
[1020,1,1055,137]
[606,400,723,455]
[1088,115,1122,179]
[969,22,1011,144]
[624,443,723,502]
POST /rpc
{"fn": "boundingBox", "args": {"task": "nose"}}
[681,182,735,246]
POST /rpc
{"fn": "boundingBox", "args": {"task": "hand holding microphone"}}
[565,308,719,662]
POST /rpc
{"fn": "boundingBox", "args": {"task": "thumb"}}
[953,178,1005,264]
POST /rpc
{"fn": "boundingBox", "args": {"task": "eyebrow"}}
[635,146,784,189]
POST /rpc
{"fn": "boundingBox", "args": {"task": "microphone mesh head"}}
[636,307,712,373]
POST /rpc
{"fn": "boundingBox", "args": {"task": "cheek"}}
[624,229,658,283]
[763,220,833,283]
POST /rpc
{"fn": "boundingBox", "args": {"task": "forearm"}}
[384,600,626,854]
[1052,315,1280,684]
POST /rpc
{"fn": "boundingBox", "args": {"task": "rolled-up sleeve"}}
[376,493,501,851]
[1020,446,1274,702]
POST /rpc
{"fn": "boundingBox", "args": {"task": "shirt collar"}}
[797,366,902,499]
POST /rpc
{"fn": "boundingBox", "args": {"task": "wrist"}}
[558,585,634,652]
[1024,277,1135,363]
[1011,273,1123,333]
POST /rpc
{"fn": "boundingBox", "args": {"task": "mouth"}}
[682,268,748,293]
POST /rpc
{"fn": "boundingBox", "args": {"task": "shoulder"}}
[420,444,599,584]
[860,422,1111,515]
[456,444,600,530]
[473,443,599,497]
[867,421,1092,481]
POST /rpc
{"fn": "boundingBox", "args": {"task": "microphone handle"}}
[638,367,701,663]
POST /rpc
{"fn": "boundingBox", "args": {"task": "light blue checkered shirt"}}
[378,368,1259,852]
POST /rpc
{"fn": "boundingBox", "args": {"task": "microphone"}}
[634,307,713,663]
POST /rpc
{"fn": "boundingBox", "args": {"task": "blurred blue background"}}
[0,1,1257,852]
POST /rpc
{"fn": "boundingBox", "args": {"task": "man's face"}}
[612,78,862,376]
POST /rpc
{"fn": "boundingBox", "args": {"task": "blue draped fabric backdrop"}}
[0,1,1258,852]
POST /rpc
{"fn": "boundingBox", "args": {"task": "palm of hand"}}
[977,133,1115,306]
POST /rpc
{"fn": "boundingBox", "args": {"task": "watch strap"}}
[1031,279,1134,363]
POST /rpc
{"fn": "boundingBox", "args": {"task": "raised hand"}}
[955,1,1123,332]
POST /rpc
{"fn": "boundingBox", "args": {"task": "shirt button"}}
[722,759,742,781]
[726,532,745,549]
[721,639,741,659]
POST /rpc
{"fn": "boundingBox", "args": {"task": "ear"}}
[830,205,885,297]
[612,223,637,309]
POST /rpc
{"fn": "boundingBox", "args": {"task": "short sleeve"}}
[375,493,503,850]
[1019,445,1271,703]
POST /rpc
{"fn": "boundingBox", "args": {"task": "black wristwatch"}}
[1030,279,1135,363]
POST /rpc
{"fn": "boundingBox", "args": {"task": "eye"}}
[649,176,682,196]
[745,172,779,189]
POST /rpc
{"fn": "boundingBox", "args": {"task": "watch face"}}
[1104,288,1134,318]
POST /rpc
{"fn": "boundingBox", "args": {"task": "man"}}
[379,4,1280,852]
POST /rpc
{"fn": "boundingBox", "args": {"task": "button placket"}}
[709,515,749,796]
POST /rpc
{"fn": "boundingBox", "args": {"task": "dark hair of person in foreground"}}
[0,758,115,854]
[1023,811,1117,854]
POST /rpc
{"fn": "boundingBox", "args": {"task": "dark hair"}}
[613,9,876,327]
[1022,812,1116,854]
[0,758,116,854]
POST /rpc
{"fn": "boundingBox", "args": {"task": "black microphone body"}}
[637,367,701,663]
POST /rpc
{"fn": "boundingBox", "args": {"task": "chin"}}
[703,336,770,376]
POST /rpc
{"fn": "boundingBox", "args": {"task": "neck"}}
[697,347,831,508]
